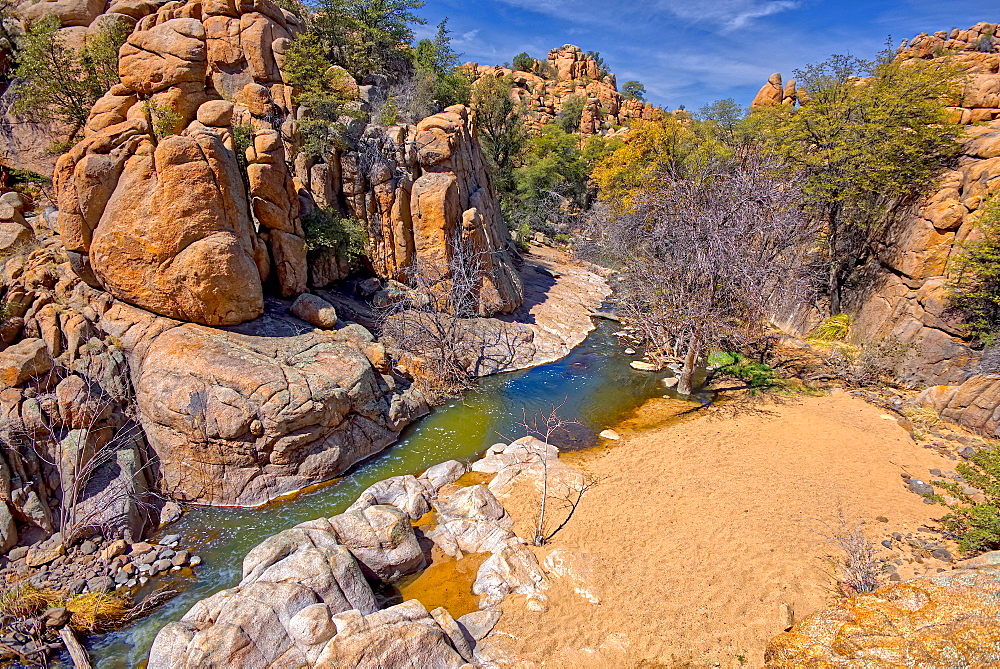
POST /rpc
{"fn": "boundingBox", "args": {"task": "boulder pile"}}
[51,0,521,326]
[148,436,585,668]
[468,45,662,137]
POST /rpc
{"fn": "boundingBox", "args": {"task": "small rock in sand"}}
[599,429,620,440]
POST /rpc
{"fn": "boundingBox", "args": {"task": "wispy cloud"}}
[655,0,801,31]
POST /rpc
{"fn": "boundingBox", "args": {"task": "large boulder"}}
[330,504,425,583]
[102,303,428,506]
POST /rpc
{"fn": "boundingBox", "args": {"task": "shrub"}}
[932,444,1000,552]
[555,94,585,134]
[824,336,911,387]
[512,52,535,73]
[13,14,130,130]
[303,207,366,259]
[709,351,779,391]
[807,314,852,342]
[949,196,1000,346]
[143,99,181,141]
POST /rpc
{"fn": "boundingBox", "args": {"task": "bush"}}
[932,444,1000,552]
[949,196,1000,346]
[13,14,130,130]
[512,52,534,73]
[709,351,779,391]
[824,336,912,387]
[302,207,366,259]
[555,95,585,134]
[807,314,852,342]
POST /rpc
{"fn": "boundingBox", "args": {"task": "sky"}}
[413,0,994,111]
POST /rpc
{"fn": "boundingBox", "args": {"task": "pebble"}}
[876,516,889,523]
[629,360,658,371]
[79,540,97,556]
[881,540,893,549]
[189,556,202,567]
[624,348,636,355]
[907,479,934,496]
[161,534,181,547]
[599,429,620,440]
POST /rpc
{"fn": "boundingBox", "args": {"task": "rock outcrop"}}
[765,564,1000,665]
[148,464,476,668]
[148,436,571,667]
[468,45,662,137]
[50,0,521,325]
[98,300,428,506]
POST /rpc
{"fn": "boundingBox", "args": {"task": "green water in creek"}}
[86,319,693,668]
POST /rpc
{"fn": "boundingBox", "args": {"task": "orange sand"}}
[485,390,962,667]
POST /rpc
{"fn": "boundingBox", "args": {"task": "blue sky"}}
[413,0,994,111]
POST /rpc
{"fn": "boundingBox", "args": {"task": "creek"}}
[87,319,685,667]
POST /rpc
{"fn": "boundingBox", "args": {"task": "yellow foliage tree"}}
[590,117,729,210]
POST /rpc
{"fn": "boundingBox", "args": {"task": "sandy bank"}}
[482,391,962,667]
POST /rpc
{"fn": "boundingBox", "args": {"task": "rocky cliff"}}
[51,0,522,326]
[468,45,663,137]
[761,23,1000,438]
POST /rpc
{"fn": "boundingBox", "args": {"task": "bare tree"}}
[808,508,883,596]
[7,353,160,548]
[516,405,599,546]
[377,234,532,402]
[586,150,820,394]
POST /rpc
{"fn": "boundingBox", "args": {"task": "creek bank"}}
[475,390,985,666]
[146,437,575,668]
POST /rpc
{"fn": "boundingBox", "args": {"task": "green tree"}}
[585,50,608,79]
[284,31,363,157]
[949,196,1000,346]
[621,80,645,101]
[515,124,588,207]
[304,0,426,79]
[756,51,964,313]
[470,74,527,198]
[13,15,130,131]
[512,51,534,72]
[696,98,745,143]
[555,94,585,134]
[412,18,470,108]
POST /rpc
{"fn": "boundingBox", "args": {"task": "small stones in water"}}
[630,360,658,371]
[662,377,679,388]
[624,348,636,355]
[189,555,202,567]
[599,429,620,441]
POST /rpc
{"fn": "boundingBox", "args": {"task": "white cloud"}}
[655,0,801,31]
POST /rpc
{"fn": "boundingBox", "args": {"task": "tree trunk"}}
[677,337,700,396]
[828,206,842,315]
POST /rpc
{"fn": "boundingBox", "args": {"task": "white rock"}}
[599,429,620,440]
[630,360,658,371]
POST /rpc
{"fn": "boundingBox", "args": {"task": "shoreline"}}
[474,389,971,666]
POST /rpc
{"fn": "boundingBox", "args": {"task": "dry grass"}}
[0,582,62,620]
[900,405,940,428]
[65,592,132,633]
[807,314,853,342]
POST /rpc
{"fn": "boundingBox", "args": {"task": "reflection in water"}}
[89,320,689,667]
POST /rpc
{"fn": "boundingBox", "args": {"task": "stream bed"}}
[88,319,685,667]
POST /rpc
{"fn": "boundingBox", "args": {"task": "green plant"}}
[411,18,470,108]
[621,80,646,101]
[931,444,1000,552]
[512,51,535,72]
[555,94,585,134]
[949,196,1000,346]
[553,233,571,244]
[143,99,181,141]
[708,351,779,391]
[13,14,130,130]
[231,122,253,175]
[754,49,964,313]
[807,314,852,342]
[303,207,366,259]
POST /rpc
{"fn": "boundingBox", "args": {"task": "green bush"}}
[708,351,778,390]
[949,196,1000,346]
[931,444,1000,552]
[555,95,585,134]
[512,52,534,72]
[13,14,130,129]
[303,207,366,259]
